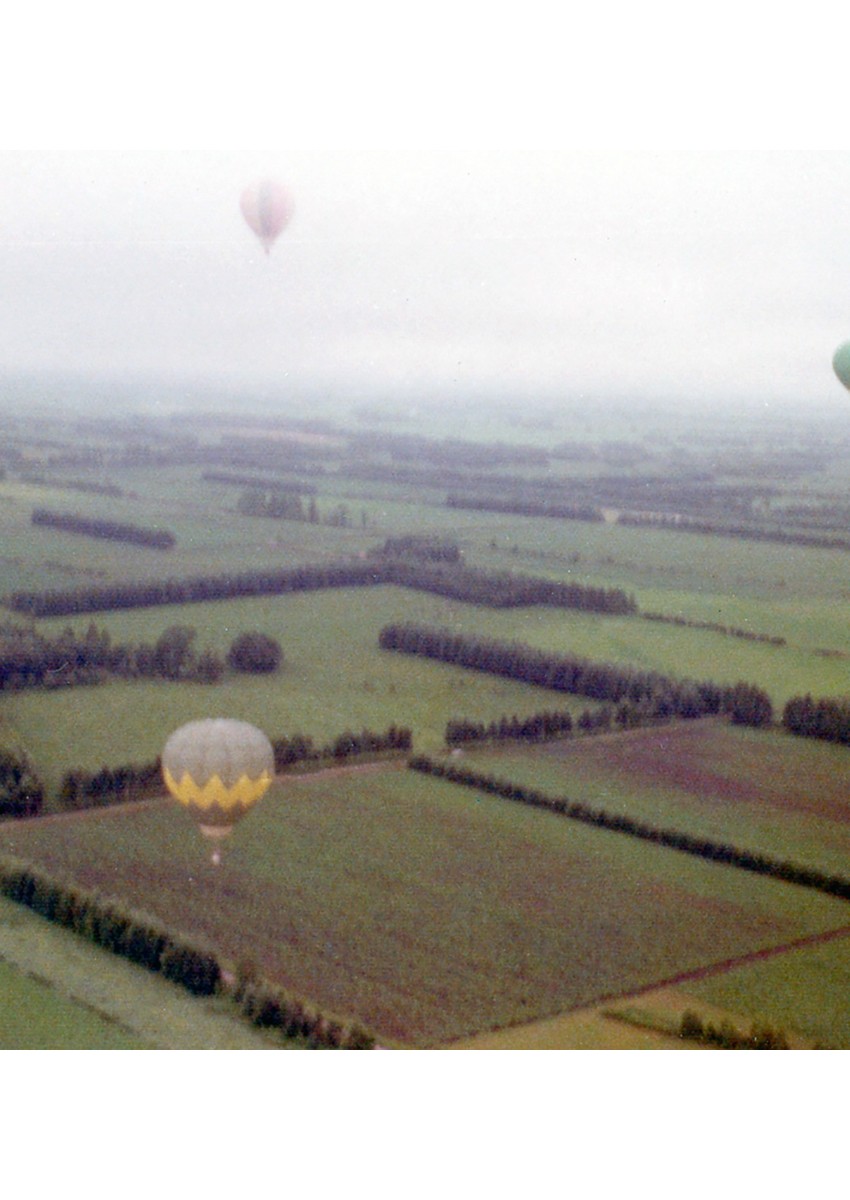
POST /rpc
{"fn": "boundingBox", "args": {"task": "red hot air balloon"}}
[240,178,294,255]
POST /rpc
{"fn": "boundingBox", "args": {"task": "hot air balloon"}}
[833,342,850,392]
[240,178,294,255]
[162,719,275,865]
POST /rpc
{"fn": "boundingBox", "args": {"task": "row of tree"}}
[236,490,319,522]
[380,623,774,727]
[782,694,850,745]
[618,512,850,553]
[642,611,786,647]
[407,756,850,900]
[0,856,220,994]
[370,535,463,563]
[8,559,636,619]
[446,494,604,522]
[0,856,375,1047]
[0,622,283,693]
[7,560,386,617]
[31,507,176,549]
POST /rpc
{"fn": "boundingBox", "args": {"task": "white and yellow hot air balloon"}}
[162,719,274,865]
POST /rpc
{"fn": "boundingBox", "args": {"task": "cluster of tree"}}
[202,470,317,495]
[234,964,375,1048]
[7,559,635,619]
[0,622,285,694]
[617,512,850,553]
[0,750,44,818]
[642,611,786,647]
[0,622,224,692]
[407,756,850,900]
[679,1011,789,1049]
[236,490,319,522]
[370,535,462,563]
[227,632,283,674]
[446,494,604,522]
[381,624,774,727]
[31,507,176,549]
[782,694,850,745]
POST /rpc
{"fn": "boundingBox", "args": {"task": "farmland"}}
[3,386,850,1048]
[2,764,848,1046]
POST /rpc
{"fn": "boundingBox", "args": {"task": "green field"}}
[5,393,850,1048]
[1,764,848,1046]
[459,720,850,879]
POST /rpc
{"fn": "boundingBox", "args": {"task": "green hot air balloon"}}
[162,719,274,865]
[833,342,850,392]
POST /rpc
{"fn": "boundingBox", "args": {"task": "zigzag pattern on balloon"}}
[163,767,272,814]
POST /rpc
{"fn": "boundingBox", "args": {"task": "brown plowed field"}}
[536,720,850,824]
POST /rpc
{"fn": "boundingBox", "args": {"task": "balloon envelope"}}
[162,718,274,835]
[240,178,294,254]
[833,342,850,392]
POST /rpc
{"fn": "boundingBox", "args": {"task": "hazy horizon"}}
[2,149,850,421]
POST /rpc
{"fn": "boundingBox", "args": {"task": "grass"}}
[458,721,850,879]
[1,764,847,1047]
[0,956,149,1049]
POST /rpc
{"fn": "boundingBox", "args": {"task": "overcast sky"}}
[2,6,849,413]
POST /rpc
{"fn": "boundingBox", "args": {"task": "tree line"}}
[782,694,850,746]
[642,611,786,647]
[408,756,850,901]
[8,559,636,619]
[446,494,604,523]
[617,512,850,553]
[31,507,176,549]
[0,855,375,1048]
[380,623,774,727]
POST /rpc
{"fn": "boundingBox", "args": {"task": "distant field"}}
[461,721,850,878]
[1,765,847,1046]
